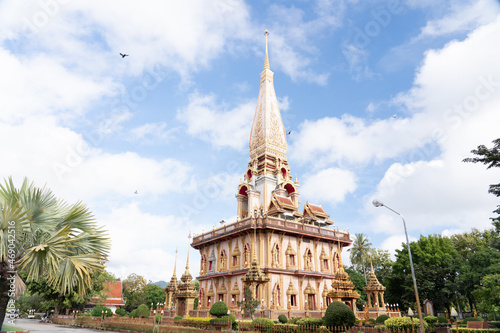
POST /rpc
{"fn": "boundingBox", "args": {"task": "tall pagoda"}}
[190,31,356,318]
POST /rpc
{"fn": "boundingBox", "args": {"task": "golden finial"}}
[185,248,190,272]
[264,29,270,70]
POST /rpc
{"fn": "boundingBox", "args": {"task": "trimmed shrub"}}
[210,315,237,330]
[425,315,439,330]
[323,301,356,328]
[174,315,182,321]
[489,322,500,328]
[136,304,150,318]
[437,316,449,323]
[129,309,138,318]
[296,317,323,327]
[209,301,228,318]
[252,318,275,326]
[278,314,288,323]
[115,308,126,316]
[91,304,113,317]
[385,316,429,332]
[376,315,390,323]
[462,317,484,323]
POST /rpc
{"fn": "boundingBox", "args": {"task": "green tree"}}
[386,234,459,313]
[348,233,372,284]
[237,286,259,319]
[345,267,366,309]
[369,248,393,286]
[463,138,500,249]
[0,177,110,323]
[144,283,166,308]
[123,273,147,312]
[458,247,500,312]
[472,274,500,315]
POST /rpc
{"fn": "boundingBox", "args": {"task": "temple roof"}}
[268,193,297,213]
[248,30,287,160]
[364,261,386,292]
[303,202,333,224]
[87,281,125,306]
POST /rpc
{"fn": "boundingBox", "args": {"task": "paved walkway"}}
[4,319,117,333]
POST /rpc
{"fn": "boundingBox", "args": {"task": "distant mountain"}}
[154,280,167,288]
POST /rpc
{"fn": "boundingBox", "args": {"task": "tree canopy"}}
[0,177,110,324]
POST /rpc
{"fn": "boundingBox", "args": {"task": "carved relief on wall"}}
[303,248,313,271]
[285,242,296,269]
[271,243,280,268]
[243,243,251,268]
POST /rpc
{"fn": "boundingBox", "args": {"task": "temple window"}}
[232,255,237,267]
[290,295,296,306]
[290,255,295,266]
[207,296,211,307]
[218,294,224,302]
[208,261,213,271]
[323,259,329,270]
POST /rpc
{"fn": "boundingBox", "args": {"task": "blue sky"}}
[1,0,500,282]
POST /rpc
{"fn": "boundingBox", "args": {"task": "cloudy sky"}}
[1,0,500,282]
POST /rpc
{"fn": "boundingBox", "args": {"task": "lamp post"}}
[409,307,415,333]
[372,199,425,333]
[451,307,458,333]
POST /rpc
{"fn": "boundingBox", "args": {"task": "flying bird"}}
[287,130,292,135]
[134,190,138,194]
[120,53,129,58]
[392,115,397,118]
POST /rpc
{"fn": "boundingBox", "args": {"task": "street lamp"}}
[372,199,425,333]
[451,307,458,333]
[408,307,415,333]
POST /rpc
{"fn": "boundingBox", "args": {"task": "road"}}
[5,319,119,333]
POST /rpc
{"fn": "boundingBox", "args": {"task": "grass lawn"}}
[1,323,26,331]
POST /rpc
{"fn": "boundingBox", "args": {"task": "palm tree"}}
[348,233,372,284]
[0,177,110,323]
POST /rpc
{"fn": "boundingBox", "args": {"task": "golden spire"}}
[185,248,190,273]
[264,29,270,70]
[249,28,287,161]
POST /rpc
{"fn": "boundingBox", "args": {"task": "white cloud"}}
[0,116,192,206]
[300,168,357,206]
[177,92,255,150]
[290,114,435,168]
[129,122,175,144]
[365,15,500,254]
[418,0,500,38]
[98,203,198,281]
[380,234,417,260]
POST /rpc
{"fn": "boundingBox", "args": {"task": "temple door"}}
[308,295,316,310]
